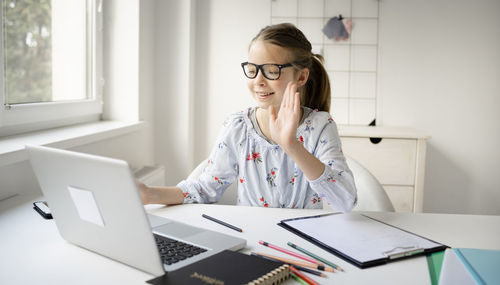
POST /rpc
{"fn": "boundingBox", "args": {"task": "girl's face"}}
[246,40,308,111]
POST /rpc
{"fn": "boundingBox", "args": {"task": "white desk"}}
[1,194,499,285]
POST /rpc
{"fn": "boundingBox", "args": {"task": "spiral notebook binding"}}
[248,264,290,285]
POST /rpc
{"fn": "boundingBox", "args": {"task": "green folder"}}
[427,251,445,285]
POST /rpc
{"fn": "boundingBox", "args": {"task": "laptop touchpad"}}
[153,222,204,239]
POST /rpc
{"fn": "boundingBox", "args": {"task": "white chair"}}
[346,155,395,212]
[187,155,395,212]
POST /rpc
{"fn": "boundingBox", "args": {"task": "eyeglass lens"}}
[243,63,281,80]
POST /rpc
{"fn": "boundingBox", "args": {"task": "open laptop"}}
[26,145,246,276]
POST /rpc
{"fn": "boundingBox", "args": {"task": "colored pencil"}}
[287,241,344,271]
[201,214,242,232]
[290,265,321,285]
[253,252,335,272]
[290,273,308,285]
[251,253,327,278]
[259,240,325,266]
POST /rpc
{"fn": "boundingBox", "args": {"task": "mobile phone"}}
[33,201,53,219]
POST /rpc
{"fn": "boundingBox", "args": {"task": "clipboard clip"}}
[382,246,424,260]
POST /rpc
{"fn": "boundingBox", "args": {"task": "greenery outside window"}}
[0,0,103,137]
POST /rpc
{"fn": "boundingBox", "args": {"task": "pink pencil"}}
[259,240,325,267]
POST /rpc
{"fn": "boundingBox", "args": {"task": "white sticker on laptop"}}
[68,186,105,227]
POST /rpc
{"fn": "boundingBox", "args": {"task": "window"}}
[0,0,103,137]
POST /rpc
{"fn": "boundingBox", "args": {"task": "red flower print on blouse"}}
[246,152,262,163]
[289,169,299,186]
[311,193,322,204]
[183,192,194,200]
[266,167,278,187]
[298,136,304,143]
[213,176,229,186]
[259,197,269,207]
[327,175,337,183]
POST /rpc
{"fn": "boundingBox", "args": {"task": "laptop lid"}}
[26,145,165,276]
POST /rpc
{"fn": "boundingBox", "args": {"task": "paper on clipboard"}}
[280,213,444,264]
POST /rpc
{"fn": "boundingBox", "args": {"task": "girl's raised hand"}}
[268,81,301,151]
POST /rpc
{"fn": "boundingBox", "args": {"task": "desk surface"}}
[1,194,499,285]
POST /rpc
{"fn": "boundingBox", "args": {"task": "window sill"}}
[0,120,146,168]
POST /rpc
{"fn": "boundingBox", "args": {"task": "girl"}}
[139,23,357,212]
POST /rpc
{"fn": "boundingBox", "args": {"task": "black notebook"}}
[146,250,290,285]
[278,212,447,268]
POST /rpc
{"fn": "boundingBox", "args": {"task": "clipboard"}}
[278,212,448,268]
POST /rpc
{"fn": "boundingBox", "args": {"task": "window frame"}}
[0,0,103,137]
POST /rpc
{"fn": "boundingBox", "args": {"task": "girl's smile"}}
[255,90,275,100]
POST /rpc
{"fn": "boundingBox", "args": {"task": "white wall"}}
[155,0,500,215]
[378,0,500,215]
[153,0,195,185]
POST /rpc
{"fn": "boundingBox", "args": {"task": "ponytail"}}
[301,54,330,112]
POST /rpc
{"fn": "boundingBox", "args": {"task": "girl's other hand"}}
[268,81,302,152]
[136,180,151,204]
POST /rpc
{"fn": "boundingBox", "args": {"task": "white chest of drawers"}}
[338,126,430,212]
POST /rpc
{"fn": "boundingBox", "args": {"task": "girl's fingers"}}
[287,82,297,109]
[280,82,289,110]
[268,105,277,122]
[277,82,298,121]
[281,90,288,110]
[283,81,293,108]
[293,92,300,112]
[289,88,296,110]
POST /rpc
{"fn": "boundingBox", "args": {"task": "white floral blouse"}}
[177,107,357,212]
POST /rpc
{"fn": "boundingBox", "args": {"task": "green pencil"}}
[290,272,308,285]
[287,241,344,272]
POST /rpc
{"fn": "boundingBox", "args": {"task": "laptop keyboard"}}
[154,234,207,265]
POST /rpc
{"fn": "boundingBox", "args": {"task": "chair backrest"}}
[187,155,395,211]
[346,155,395,212]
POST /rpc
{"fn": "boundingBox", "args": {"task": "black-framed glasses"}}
[241,62,293,80]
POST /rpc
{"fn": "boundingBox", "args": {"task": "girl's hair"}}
[251,23,331,112]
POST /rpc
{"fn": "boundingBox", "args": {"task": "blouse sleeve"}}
[307,117,358,212]
[176,114,244,204]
